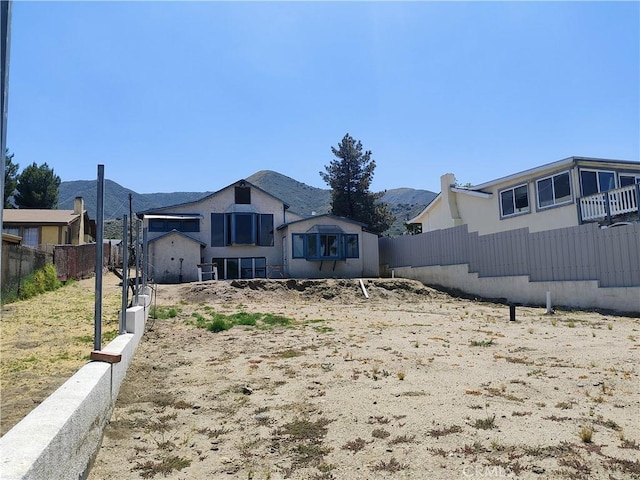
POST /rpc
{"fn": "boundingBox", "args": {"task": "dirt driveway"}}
[85,279,640,480]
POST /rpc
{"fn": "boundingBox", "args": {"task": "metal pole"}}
[1,0,13,288]
[120,214,128,334]
[134,218,140,305]
[94,165,105,351]
[142,226,148,291]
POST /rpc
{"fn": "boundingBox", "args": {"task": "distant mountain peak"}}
[59,171,436,237]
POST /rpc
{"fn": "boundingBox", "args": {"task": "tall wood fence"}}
[54,243,106,282]
[379,222,640,288]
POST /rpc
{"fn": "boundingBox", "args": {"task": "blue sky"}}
[6,1,639,194]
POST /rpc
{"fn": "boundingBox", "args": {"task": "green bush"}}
[18,264,62,301]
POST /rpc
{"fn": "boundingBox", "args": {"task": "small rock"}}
[532,465,545,474]
[242,386,253,395]
[577,383,585,387]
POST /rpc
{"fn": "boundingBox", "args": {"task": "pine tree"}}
[4,151,19,208]
[320,133,394,235]
[15,162,61,209]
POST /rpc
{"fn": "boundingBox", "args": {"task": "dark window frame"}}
[499,183,530,218]
[291,232,360,260]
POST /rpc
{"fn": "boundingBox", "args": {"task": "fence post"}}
[604,192,612,225]
[120,215,128,335]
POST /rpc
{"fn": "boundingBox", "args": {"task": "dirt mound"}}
[177,278,439,304]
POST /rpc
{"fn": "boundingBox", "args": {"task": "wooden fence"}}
[379,222,640,288]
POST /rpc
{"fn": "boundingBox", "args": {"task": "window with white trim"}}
[580,169,615,196]
[536,171,571,209]
[500,184,529,218]
[619,174,640,187]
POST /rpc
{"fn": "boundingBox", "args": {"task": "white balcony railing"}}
[580,184,640,222]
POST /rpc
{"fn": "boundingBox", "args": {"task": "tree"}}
[15,162,61,209]
[4,151,19,208]
[320,133,395,235]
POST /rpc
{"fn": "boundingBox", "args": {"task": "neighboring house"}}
[409,157,640,236]
[138,179,380,283]
[2,197,96,251]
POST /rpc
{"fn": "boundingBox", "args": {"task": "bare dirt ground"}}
[83,279,640,480]
[0,275,123,436]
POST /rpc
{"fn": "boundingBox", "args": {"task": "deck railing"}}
[579,183,640,222]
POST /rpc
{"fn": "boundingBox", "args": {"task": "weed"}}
[555,401,574,410]
[370,457,408,472]
[371,428,391,439]
[607,322,613,330]
[621,439,640,450]
[397,371,406,381]
[388,434,417,445]
[132,455,191,478]
[470,339,494,347]
[428,424,462,437]
[277,349,302,358]
[473,414,496,430]
[341,437,369,452]
[579,425,593,443]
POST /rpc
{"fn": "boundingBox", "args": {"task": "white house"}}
[409,157,640,236]
[138,179,379,283]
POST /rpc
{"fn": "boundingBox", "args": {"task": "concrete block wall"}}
[390,264,640,314]
[0,296,150,480]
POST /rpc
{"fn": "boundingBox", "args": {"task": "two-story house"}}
[138,179,379,283]
[409,157,640,235]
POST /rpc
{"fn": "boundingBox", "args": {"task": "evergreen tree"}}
[4,151,19,208]
[15,162,61,209]
[320,133,394,235]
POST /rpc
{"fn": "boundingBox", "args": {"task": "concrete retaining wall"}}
[0,294,150,480]
[391,264,640,314]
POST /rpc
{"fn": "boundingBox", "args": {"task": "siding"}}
[380,222,640,288]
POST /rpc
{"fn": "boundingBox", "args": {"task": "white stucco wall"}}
[149,233,202,283]
[392,263,640,314]
[281,216,377,279]
[144,183,289,277]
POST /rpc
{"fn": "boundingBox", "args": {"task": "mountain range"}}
[58,170,437,237]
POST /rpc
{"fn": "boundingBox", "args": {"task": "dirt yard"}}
[82,279,639,480]
[2,277,639,479]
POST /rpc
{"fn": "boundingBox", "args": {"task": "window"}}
[212,257,267,279]
[620,174,640,187]
[292,232,359,260]
[149,218,200,233]
[344,234,359,258]
[211,213,274,246]
[235,186,251,204]
[580,170,615,196]
[536,171,571,209]
[500,184,529,217]
[22,228,39,248]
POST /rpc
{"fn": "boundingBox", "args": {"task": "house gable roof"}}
[137,179,290,217]
[277,214,366,231]
[147,230,207,246]
[3,209,82,226]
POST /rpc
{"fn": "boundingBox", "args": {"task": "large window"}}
[580,170,615,196]
[292,233,359,260]
[212,257,266,279]
[149,218,200,233]
[211,213,273,247]
[500,184,529,218]
[536,171,571,209]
